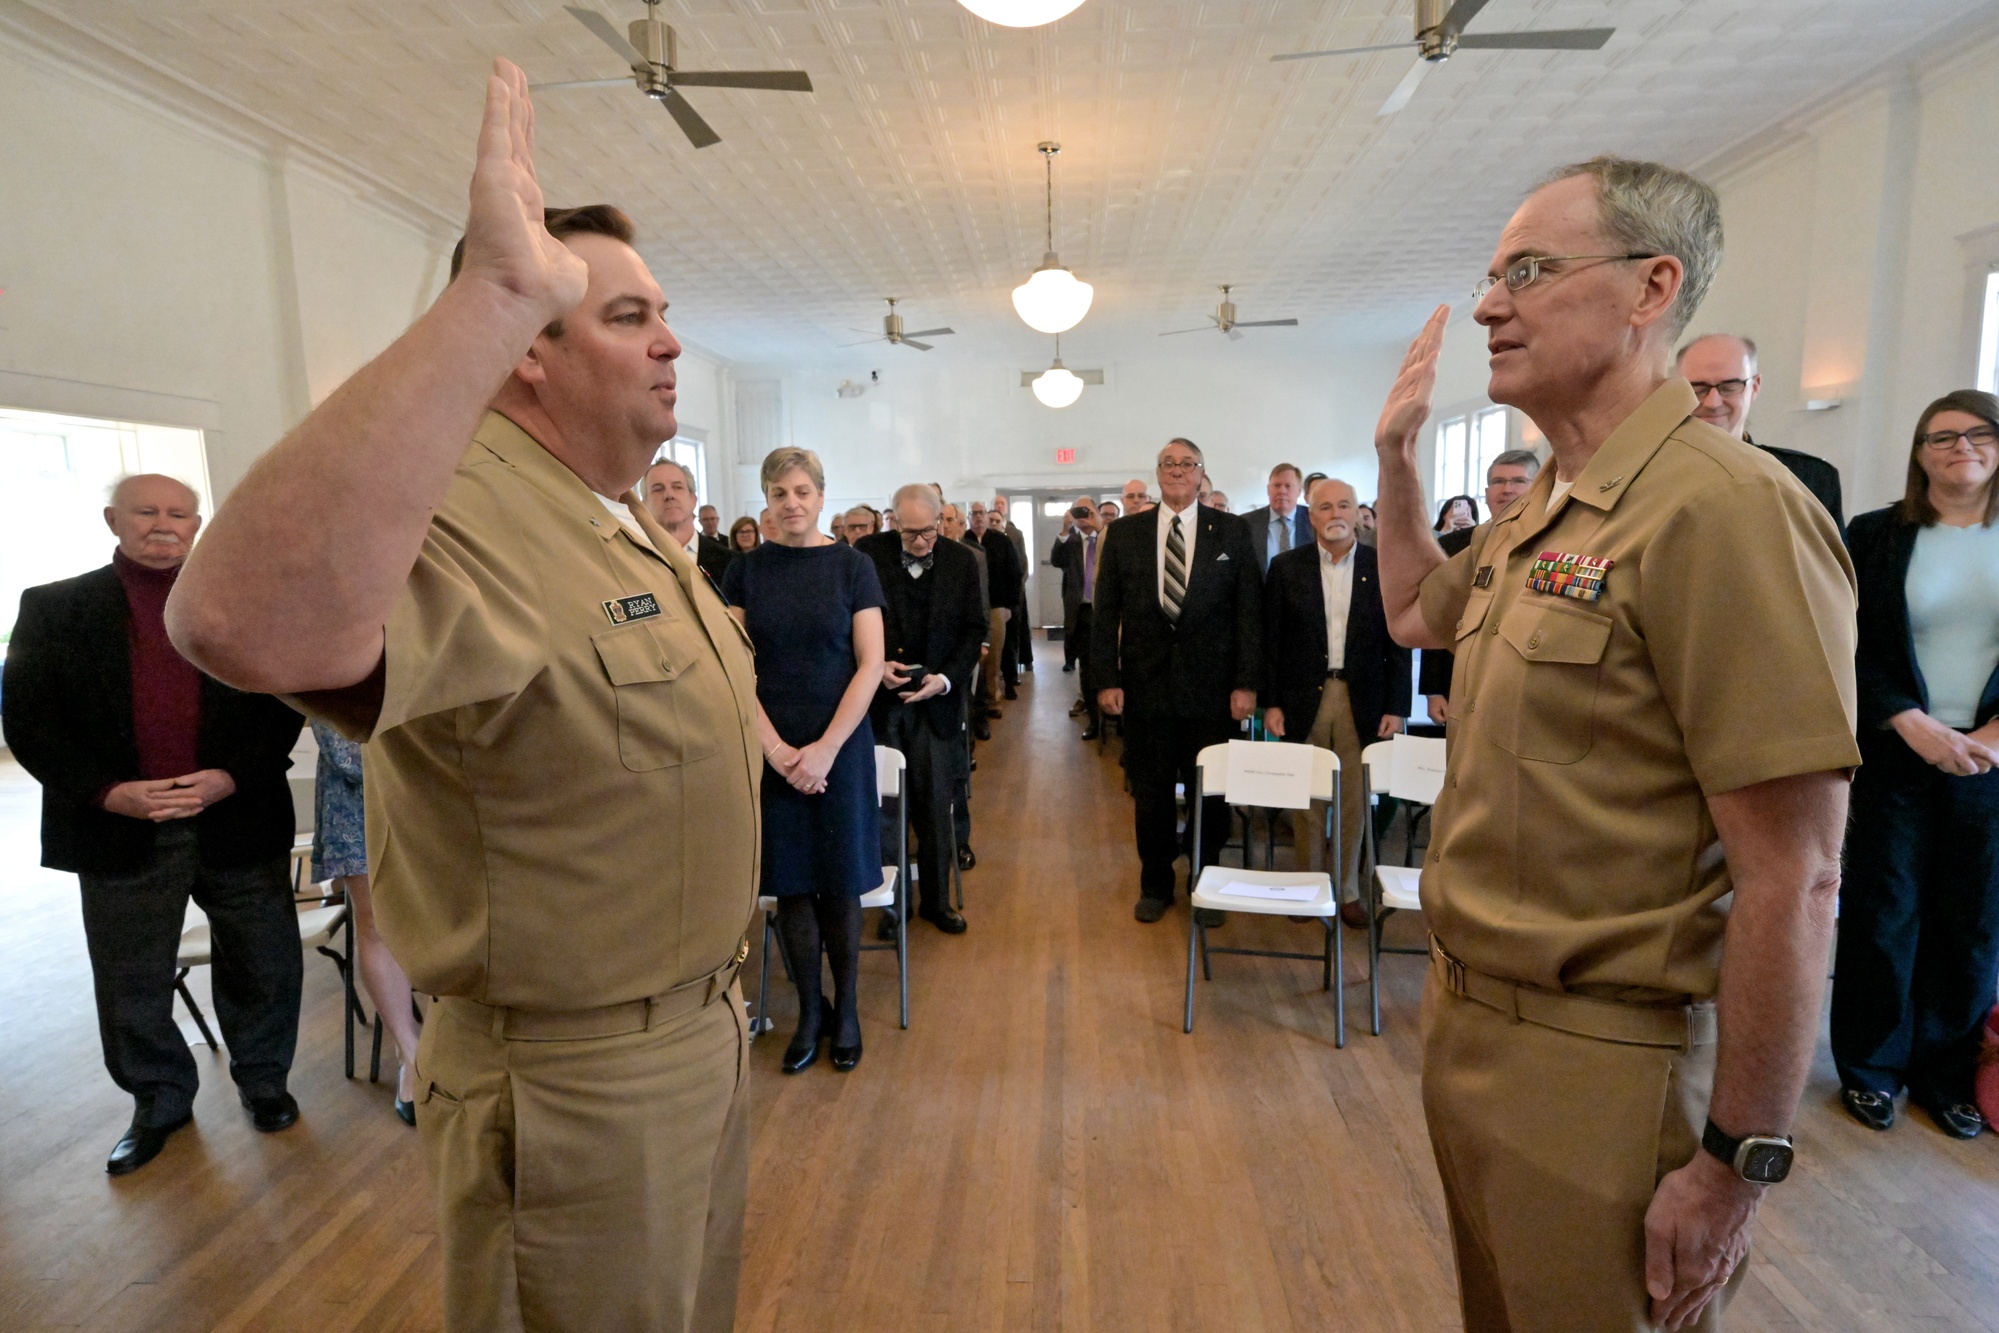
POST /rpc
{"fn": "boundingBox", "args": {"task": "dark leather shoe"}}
[1841,1087,1895,1132]
[957,845,977,870]
[1069,699,1087,717]
[972,718,991,741]
[831,1038,863,1072]
[919,904,968,934]
[1193,907,1226,928]
[1340,901,1372,931]
[783,1002,832,1074]
[1080,727,1101,741]
[242,1091,300,1134]
[394,1097,417,1127]
[1134,896,1170,924]
[106,1113,191,1176]
[876,910,901,942]
[1004,684,1018,700]
[1062,662,1076,673]
[1917,1097,1983,1139]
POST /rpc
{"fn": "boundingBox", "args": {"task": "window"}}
[1433,405,1510,505]
[1977,270,1999,395]
[651,436,707,504]
[0,408,211,646]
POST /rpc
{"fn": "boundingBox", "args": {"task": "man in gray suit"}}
[1241,462,1311,576]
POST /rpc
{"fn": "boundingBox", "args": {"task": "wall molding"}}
[0,368,222,431]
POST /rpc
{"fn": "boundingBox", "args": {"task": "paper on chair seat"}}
[1225,739,1314,810]
[1214,879,1318,902]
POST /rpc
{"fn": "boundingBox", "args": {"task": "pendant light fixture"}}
[956,0,1088,28]
[1012,142,1093,335]
[1031,334,1086,409]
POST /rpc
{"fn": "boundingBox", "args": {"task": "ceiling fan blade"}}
[838,336,884,347]
[1234,319,1299,328]
[566,6,646,67]
[901,328,954,338]
[658,89,721,148]
[1377,57,1432,116]
[530,77,633,91]
[900,339,935,352]
[1438,0,1494,37]
[1271,41,1417,63]
[1159,327,1217,336]
[1455,28,1613,50]
[670,70,814,92]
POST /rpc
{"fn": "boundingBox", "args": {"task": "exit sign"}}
[1055,448,1076,465]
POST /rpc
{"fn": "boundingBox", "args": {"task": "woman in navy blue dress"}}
[724,447,886,1073]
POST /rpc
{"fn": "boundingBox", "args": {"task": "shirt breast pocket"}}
[1488,599,1613,764]
[592,621,722,773]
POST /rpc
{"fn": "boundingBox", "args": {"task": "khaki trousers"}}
[983,609,1009,701]
[1420,957,1741,1333]
[415,981,750,1333]
[1290,679,1365,903]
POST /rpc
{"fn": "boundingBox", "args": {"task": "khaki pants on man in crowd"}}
[982,608,1010,704]
[1289,678,1365,903]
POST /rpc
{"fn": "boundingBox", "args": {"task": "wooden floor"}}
[2,636,1997,1331]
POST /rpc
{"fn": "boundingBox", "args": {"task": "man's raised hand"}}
[458,59,589,328]
[1375,304,1450,462]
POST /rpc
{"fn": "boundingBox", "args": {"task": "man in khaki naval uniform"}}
[1372,157,1858,1332]
[167,63,758,1332]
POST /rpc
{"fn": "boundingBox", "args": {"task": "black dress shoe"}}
[986,706,1003,720]
[1916,1097,1984,1139]
[1062,662,1076,673]
[1080,728,1101,741]
[1840,1087,1895,1132]
[972,718,991,741]
[1004,684,1018,700]
[876,910,901,943]
[783,1001,833,1075]
[106,1113,191,1176]
[919,904,968,934]
[1134,897,1170,924]
[831,1038,863,1072]
[1193,907,1226,928]
[242,1090,300,1133]
[957,845,977,870]
[1069,699,1087,717]
[394,1097,417,1127]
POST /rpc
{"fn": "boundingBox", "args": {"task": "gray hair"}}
[106,473,200,511]
[1674,332,1759,373]
[759,446,824,495]
[1488,449,1540,478]
[1539,155,1722,339]
[1157,437,1203,466]
[646,457,697,491]
[891,483,941,519]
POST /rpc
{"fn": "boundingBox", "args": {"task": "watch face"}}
[1740,1140,1794,1184]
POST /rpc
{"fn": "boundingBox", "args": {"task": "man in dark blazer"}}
[641,459,733,587]
[971,501,1023,704]
[1262,478,1411,923]
[992,494,1033,684]
[1050,495,1105,729]
[1091,438,1262,923]
[2,474,305,1176]
[1241,462,1312,577]
[1677,333,1844,529]
[857,485,989,934]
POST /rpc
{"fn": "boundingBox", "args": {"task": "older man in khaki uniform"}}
[1373,157,1858,1332]
[168,63,757,1332]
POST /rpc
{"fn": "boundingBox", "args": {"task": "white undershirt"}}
[595,491,658,551]
[1319,542,1355,670]
[1547,477,1575,513]
[1154,501,1201,611]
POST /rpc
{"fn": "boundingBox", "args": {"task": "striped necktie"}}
[1162,514,1187,621]
[1276,512,1292,553]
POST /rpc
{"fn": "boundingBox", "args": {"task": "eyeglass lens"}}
[1922,427,1999,449]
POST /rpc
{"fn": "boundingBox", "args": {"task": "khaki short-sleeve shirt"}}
[1416,380,1859,1003]
[304,411,761,1010]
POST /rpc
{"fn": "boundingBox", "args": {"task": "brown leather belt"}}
[447,939,748,1043]
[1431,938,1715,1052]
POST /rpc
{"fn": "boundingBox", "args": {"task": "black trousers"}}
[1072,604,1100,729]
[77,822,302,1127]
[1062,603,1083,669]
[1832,727,1999,1105]
[878,707,962,914]
[1122,711,1237,902]
[1003,600,1029,683]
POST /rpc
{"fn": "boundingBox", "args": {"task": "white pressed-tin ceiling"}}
[22,0,1999,363]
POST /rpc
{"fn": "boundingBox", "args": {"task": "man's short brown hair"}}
[1269,463,1303,482]
[449,205,636,338]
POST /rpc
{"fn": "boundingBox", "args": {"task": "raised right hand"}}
[456,59,589,329]
[1376,305,1450,462]
[103,779,205,823]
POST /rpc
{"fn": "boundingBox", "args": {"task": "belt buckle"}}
[734,938,750,967]
[1434,940,1466,995]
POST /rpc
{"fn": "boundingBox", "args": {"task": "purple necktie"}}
[1083,535,1097,601]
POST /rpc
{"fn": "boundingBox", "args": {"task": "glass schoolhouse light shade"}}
[957,0,1089,27]
[1012,254,1095,334]
[1031,360,1085,409]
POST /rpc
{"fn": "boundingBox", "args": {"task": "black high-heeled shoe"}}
[830,997,862,1071]
[781,1000,832,1075]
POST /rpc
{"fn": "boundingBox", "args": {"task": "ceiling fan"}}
[843,298,956,352]
[1160,286,1298,341]
[1273,0,1613,117]
[532,0,813,149]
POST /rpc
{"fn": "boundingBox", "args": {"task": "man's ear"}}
[1629,254,1685,334]
[103,506,118,536]
[513,337,550,386]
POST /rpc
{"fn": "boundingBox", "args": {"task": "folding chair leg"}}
[1200,921,1212,981]
[1333,916,1345,1050]
[1369,904,1387,1038]
[754,911,776,1038]
[896,892,909,1030]
[1183,913,1199,1033]
[174,969,219,1051]
[370,1017,385,1084]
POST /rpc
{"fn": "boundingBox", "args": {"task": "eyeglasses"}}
[1472,253,1658,301]
[1921,426,1999,451]
[901,525,939,540]
[1158,459,1202,473]
[1688,379,1750,400]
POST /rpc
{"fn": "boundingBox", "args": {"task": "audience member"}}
[167,157,762,1326]
[730,514,761,553]
[760,507,779,542]
[1833,389,1999,1140]
[1372,156,1855,1332]
[1243,462,1310,576]
[1355,503,1378,545]
[992,494,1033,683]
[643,458,730,585]
[1121,478,1153,513]
[857,485,985,938]
[1677,332,1844,529]
[1432,495,1480,533]
[1204,490,1230,512]
[1261,478,1409,925]
[698,502,722,540]
[311,719,419,1124]
[969,501,1023,710]
[1051,495,1104,734]
[3,474,306,1177]
[723,448,887,1075]
[1091,439,1261,926]
[1098,500,1121,525]
[941,503,992,741]
[841,506,881,544]
[1419,449,1540,723]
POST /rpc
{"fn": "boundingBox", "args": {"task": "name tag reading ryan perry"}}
[1527,551,1614,603]
[602,591,664,625]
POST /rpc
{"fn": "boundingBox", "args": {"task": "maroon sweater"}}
[112,548,202,781]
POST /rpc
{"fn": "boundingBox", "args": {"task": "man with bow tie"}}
[1090,438,1263,925]
[855,485,988,935]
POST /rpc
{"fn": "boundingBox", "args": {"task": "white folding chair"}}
[1183,741,1344,1046]
[1359,734,1446,1035]
[753,746,910,1037]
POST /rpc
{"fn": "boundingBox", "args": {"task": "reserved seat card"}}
[1225,739,1314,810]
